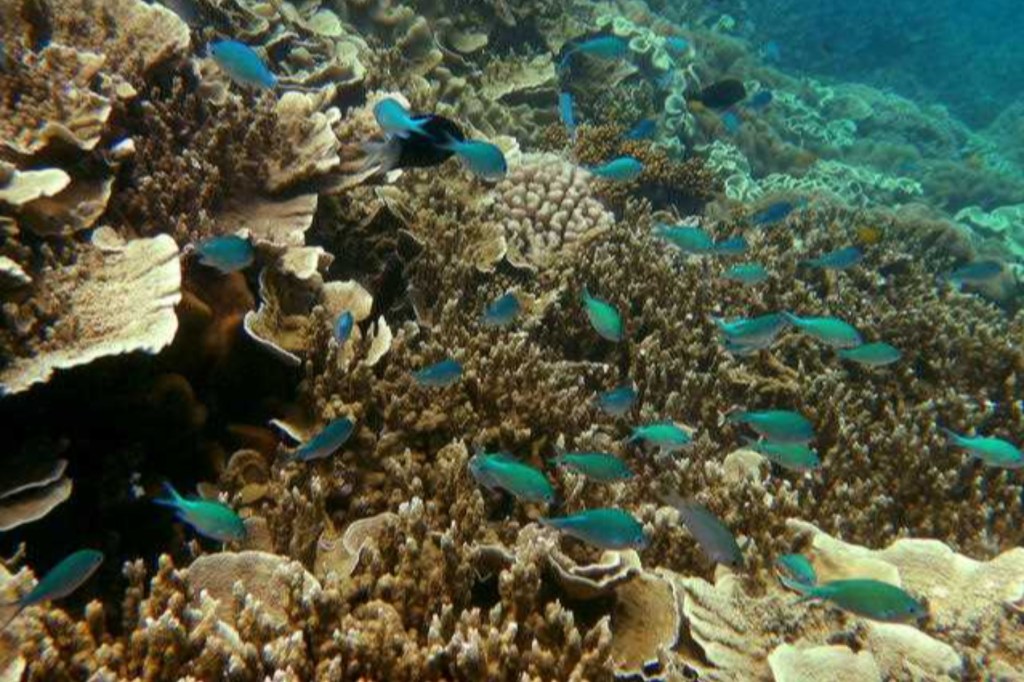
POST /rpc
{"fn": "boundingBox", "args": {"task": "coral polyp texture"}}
[1,0,1022,680]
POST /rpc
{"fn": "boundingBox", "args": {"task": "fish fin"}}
[359,138,403,174]
[153,481,184,509]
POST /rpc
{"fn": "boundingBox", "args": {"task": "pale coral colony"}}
[2,0,1024,681]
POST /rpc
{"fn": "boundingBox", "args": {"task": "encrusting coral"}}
[1,0,1023,679]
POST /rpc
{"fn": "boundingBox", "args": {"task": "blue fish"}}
[209,40,277,89]
[482,292,521,328]
[784,313,863,348]
[712,235,749,256]
[587,156,644,182]
[413,357,463,387]
[802,246,863,270]
[155,483,247,542]
[288,417,355,462]
[746,90,774,110]
[1,550,103,627]
[441,139,507,181]
[595,385,637,417]
[582,288,624,342]
[195,235,254,274]
[654,224,714,253]
[838,342,901,367]
[776,554,817,591]
[628,421,692,452]
[560,36,629,71]
[373,98,428,139]
[664,36,690,55]
[947,260,1002,286]
[334,311,355,344]
[721,110,742,134]
[469,453,555,503]
[727,410,815,444]
[751,201,795,227]
[624,118,657,140]
[559,92,577,141]
[541,508,648,550]
[941,428,1023,469]
[723,262,769,285]
[713,313,789,347]
[553,452,634,482]
[795,579,927,623]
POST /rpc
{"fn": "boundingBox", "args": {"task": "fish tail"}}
[153,481,183,509]
[938,427,962,444]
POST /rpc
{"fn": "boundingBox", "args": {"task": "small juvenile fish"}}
[723,262,769,285]
[209,40,277,89]
[795,579,926,623]
[334,311,355,344]
[289,417,355,462]
[553,452,634,482]
[560,36,629,70]
[582,288,624,342]
[624,118,657,140]
[469,453,555,503]
[441,138,507,181]
[662,492,743,568]
[802,246,863,270]
[696,78,747,110]
[664,36,690,55]
[712,235,748,256]
[595,385,637,416]
[727,410,814,444]
[751,201,795,227]
[155,483,246,542]
[941,429,1023,469]
[195,235,254,274]
[775,553,817,591]
[838,342,901,367]
[559,92,577,141]
[541,508,647,550]
[714,313,788,347]
[481,292,521,328]
[746,90,774,110]
[628,421,692,452]
[744,438,821,471]
[587,156,644,182]
[947,260,1002,286]
[720,110,742,134]
[1,549,103,625]
[654,224,714,253]
[413,358,463,387]
[784,313,863,348]
[373,98,428,138]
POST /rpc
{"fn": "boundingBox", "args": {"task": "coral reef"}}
[1,0,1022,680]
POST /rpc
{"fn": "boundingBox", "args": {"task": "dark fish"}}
[662,492,743,568]
[365,115,467,173]
[696,78,747,110]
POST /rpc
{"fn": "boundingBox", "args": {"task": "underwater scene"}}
[0,0,1022,679]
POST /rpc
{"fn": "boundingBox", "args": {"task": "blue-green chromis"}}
[796,579,927,623]
[783,313,863,349]
[553,452,633,482]
[469,453,555,503]
[941,428,1022,469]
[154,483,247,542]
[727,410,814,444]
[628,421,692,452]
[2,549,103,627]
[582,288,624,342]
[541,508,647,550]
